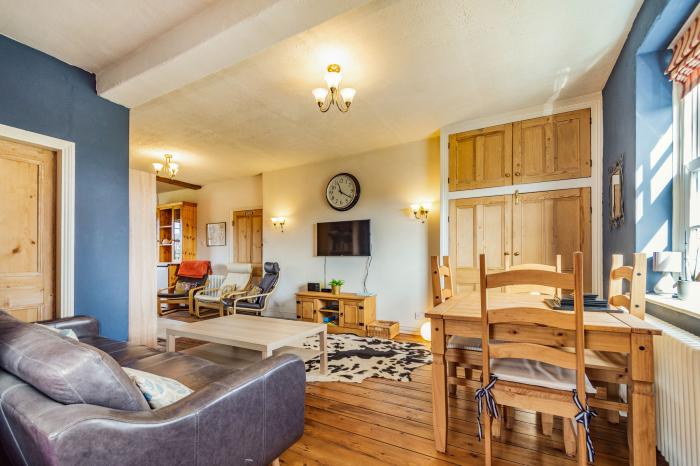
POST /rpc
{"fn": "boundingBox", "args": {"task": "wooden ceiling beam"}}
[156,176,202,190]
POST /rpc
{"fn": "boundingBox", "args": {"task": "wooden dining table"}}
[426,291,662,466]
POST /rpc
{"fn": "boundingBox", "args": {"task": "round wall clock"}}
[326,173,360,211]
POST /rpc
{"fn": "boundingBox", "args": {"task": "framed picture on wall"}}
[206,222,226,247]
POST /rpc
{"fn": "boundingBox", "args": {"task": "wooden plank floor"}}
[281,360,636,466]
[160,316,661,465]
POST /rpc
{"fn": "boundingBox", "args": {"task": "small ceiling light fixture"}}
[271,217,286,233]
[411,202,432,223]
[152,154,179,179]
[312,64,356,113]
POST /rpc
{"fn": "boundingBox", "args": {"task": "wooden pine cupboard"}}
[449,187,591,292]
[449,108,591,191]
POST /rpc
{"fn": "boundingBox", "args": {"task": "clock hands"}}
[337,184,352,198]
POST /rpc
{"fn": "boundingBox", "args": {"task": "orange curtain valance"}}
[666,12,700,97]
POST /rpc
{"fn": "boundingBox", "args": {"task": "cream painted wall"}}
[262,138,440,331]
[158,175,262,274]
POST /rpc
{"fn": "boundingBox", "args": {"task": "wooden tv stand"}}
[295,291,376,336]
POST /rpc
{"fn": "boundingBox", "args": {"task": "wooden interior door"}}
[512,108,591,184]
[512,188,592,290]
[233,209,263,276]
[449,196,512,292]
[449,124,513,191]
[0,138,55,322]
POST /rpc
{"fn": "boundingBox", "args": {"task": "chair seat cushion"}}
[491,358,596,393]
[232,300,262,310]
[195,293,221,303]
[158,291,188,299]
[447,336,482,351]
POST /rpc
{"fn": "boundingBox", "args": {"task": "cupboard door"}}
[449,124,513,191]
[340,301,360,328]
[512,188,592,291]
[513,108,591,184]
[449,196,512,292]
[300,299,315,320]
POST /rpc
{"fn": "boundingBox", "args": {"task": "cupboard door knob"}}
[513,252,520,256]
[514,171,521,177]
[505,173,511,178]
[504,252,510,256]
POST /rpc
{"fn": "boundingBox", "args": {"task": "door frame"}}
[0,123,75,318]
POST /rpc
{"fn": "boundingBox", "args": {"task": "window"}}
[676,84,700,281]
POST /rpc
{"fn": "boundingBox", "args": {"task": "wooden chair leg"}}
[541,413,554,436]
[483,410,493,466]
[270,458,280,466]
[447,361,457,395]
[606,382,620,424]
[576,421,587,466]
[491,411,502,439]
[563,418,576,457]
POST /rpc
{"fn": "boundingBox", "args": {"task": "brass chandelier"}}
[312,64,357,113]
[152,154,179,179]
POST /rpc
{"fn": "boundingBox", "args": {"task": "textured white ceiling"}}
[0,0,642,186]
[0,0,215,71]
[131,0,641,185]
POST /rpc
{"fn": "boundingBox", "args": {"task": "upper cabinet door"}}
[449,124,513,191]
[512,108,591,184]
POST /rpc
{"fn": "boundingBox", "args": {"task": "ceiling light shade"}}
[168,162,179,176]
[340,87,356,104]
[312,87,329,104]
[324,64,342,89]
[152,162,164,172]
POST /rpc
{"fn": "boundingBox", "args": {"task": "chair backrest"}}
[221,263,252,290]
[256,262,280,307]
[504,255,562,296]
[608,252,647,319]
[431,256,454,307]
[479,252,586,396]
[203,275,226,294]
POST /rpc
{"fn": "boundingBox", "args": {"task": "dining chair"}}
[477,252,596,466]
[585,252,647,425]
[503,256,561,435]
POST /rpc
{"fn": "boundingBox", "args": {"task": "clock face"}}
[326,173,360,211]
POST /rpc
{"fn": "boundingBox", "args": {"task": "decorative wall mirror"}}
[609,156,624,229]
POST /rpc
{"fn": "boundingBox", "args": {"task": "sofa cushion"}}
[122,367,193,409]
[0,311,149,411]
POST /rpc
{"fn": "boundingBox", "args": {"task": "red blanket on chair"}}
[177,260,212,278]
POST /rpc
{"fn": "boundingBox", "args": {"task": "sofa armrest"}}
[0,354,306,466]
[36,315,99,338]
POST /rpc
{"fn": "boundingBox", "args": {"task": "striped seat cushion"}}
[447,336,482,351]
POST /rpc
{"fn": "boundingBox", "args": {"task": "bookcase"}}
[157,202,197,263]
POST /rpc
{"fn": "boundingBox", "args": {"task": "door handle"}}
[513,252,520,256]
[504,252,510,256]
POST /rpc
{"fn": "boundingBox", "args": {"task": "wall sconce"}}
[271,217,286,233]
[411,202,431,223]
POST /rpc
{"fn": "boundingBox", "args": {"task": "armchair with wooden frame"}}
[157,261,211,316]
[477,252,596,466]
[222,262,279,316]
[193,263,252,318]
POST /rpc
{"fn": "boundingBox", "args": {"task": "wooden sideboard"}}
[295,291,376,336]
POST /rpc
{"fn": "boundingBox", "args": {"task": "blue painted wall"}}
[602,0,697,294]
[0,35,130,340]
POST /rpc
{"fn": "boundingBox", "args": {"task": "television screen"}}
[316,220,371,256]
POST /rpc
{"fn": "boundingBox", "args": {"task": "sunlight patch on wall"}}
[636,191,644,223]
[650,125,672,169]
[640,219,669,253]
[650,153,672,203]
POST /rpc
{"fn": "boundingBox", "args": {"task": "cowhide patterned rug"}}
[302,333,432,383]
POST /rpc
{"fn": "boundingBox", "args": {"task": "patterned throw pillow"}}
[37,324,78,341]
[245,285,263,303]
[122,367,193,409]
[219,284,238,298]
[174,280,195,294]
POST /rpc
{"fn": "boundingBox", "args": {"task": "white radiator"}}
[647,315,700,466]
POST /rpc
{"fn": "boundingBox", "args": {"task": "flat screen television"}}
[316,220,371,256]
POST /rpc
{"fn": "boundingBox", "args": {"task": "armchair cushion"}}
[0,311,149,411]
[244,285,263,303]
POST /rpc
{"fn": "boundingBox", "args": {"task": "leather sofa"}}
[0,313,306,465]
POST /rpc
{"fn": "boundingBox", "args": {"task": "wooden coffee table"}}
[164,315,328,374]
